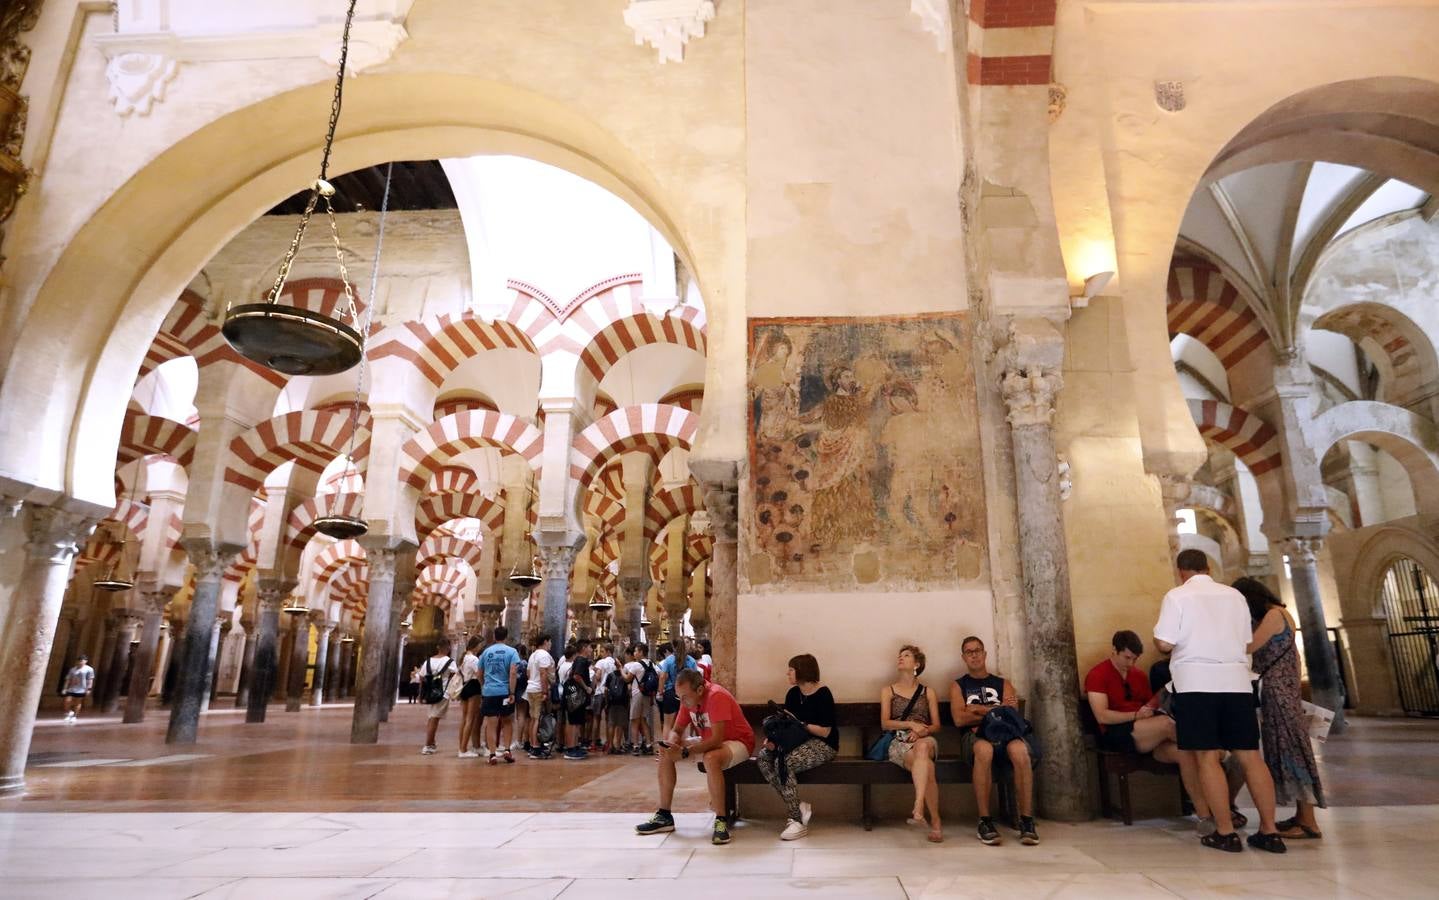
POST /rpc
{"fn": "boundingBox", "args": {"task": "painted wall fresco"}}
[746,313,987,590]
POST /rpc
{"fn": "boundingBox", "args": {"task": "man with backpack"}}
[524,634,555,759]
[419,643,458,755]
[658,639,698,736]
[601,644,630,753]
[949,635,1038,846]
[559,641,593,760]
[624,643,658,755]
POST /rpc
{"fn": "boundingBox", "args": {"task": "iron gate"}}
[1380,557,1439,717]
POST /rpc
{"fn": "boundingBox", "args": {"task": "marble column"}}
[44,609,79,696]
[393,629,411,705]
[1000,365,1089,821]
[352,546,398,743]
[100,612,141,714]
[124,589,171,723]
[310,619,334,706]
[205,619,230,707]
[245,585,286,724]
[1281,537,1347,732]
[324,626,343,703]
[537,536,585,651]
[0,507,95,797]
[166,543,238,745]
[692,460,739,690]
[503,589,526,642]
[380,592,408,720]
[95,616,120,706]
[619,576,652,645]
[234,621,259,709]
[285,611,311,712]
[335,637,352,699]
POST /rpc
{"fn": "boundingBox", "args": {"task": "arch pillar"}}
[166,541,241,745]
[124,586,173,723]
[690,458,738,691]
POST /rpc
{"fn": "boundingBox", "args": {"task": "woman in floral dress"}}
[1234,577,1327,839]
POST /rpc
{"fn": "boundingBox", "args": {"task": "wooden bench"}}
[705,701,1019,829]
[1079,697,1189,825]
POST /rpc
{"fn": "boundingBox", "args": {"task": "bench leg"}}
[1118,771,1133,827]
[1097,756,1113,820]
[725,775,739,825]
[861,784,875,831]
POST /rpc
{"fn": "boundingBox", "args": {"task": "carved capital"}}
[365,546,398,582]
[623,0,715,64]
[1280,536,1323,567]
[184,540,239,585]
[1000,368,1063,428]
[140,589,172,615]
[619,575,654,601]
[25,506,96,565]
[256,580,295,613]
[537,543,582,580]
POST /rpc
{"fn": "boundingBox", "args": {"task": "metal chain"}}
[111,1,119,33]
[343,161,393,466]
[260,0,361,309]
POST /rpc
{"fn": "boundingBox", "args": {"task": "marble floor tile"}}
[1322,864,1439,898]
[3,877,235,900]
[152,845,422,878]
[0,845,218,877]
[306,827,528,850]
[371,847,694,879]
[309,812,537,831]
[1141,869,1349,899]
[0,826,343,850]
[617,876,907,899]
[524,811,711,830]
[178,812,356,830]
[503,825,681,849]
[371,878,573,899]
[792,844,1107,877]
[0,811,227,830]
[902,873,1180,899]
[679,845,796,877]
[1083,840,1331,871]
[194,878,396,900]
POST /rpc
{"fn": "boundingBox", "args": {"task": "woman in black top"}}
[755,653,838,841]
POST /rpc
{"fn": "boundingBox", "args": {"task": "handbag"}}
[762,703,814,784]
[866,685,924,761]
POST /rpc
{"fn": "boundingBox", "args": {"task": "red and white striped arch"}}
[569,404,699,487]
[312,539,367,585]
[140,292,287,388]
[659,384,704,412]
[103,498,150,543]
[416,533,487,574]
[223,498,266,585]
[1168,260,1271,370]
[160,512,183,557]
[276,277,364,323]
[284,492,366,562]
[644,482,703,543]
[329,566,370,610]
[398,411,543,492]
[1188,399,1284,477]
[412,562,467,610]
[432,392,498,421]
[415,492,505,543]
[427,465,481,496]
[118,411,197,470]
[225,410,370,493]
[367,312,539,388]
[573,304,707,386]
[583,491,626,534]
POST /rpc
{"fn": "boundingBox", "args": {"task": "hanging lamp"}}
[221,0,366,376]
[95,460,143,592]
[313,162,393,541]
[588,589,614,613]
[509,554,543,591]
[282,597,310,616]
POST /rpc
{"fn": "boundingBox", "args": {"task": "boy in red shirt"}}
[1084,629,1175,755]
[635,669,755,845]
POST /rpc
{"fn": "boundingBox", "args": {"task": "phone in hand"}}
[654,740,672,749]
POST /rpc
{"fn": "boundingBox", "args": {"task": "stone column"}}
[503,589,526,641]
[245,584,286,723]
[335,636,353,699]
[692,460,739,690]
[537,537,585,650]
[1000,364,1089,821]
[1280,537,1347,733]
[352,545,398,743]
[44,609,79,697]
[393,627,411,704]
[234,622,259,709]
[205,619,231,707]
[310,618,334,706]
[324,626,343,703]
[620,575,653,645]
[124,589,170,723]
[95,614,121,705]
[285,611,311,712]
[380,592,408,720]
[167,542,238,745]
[0,507,95,797]
[100,612,141,714]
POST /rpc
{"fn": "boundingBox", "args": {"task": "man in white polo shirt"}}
[1154,550,1285,854]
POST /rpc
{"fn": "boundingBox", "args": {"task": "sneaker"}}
[526,748,546,760]
[1195,815,1217,837]
[977,816,1001,846]
[780,819,808,841]
[1201,831,1244,853]
[712,818,732,845]
[1246,831,1287,854]
[488,753,499,766]
[457,750,480,759]
[1019,816,1040,845]
[799,801,813,827]
[635,810,675,835]
[479,742,489,754]
[510,740,522,751]
[420,745,436,755]
[563,748,586,761]
[503,751,516,764]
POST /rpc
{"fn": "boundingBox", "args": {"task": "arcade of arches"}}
[3,1,1439,892]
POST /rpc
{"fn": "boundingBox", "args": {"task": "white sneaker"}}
[799,801,813,827]
[510,740,522,751]
[479,743,489,754]
[458,750,479,759]
[780,819,808,841]
[421,745,436,755]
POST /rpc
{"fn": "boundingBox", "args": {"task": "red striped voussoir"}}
[644,481,704,543]
[568,404,699,486]
[284,491,365,557]
[368,313,539,388]
[1167,262,1271,370]
[313,540,367,584]
[416,491,506,542]
[102,498,150,543]
[225,410,370,494]
[398,411,544,492]
[416,533,486,572]
[583,491,626,533]
[1189,399,1284,477]
[119,411,198,470]
[965,0,1055,86]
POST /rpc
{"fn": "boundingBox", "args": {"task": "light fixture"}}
[640,607,652,627]
[314,512,367,541]
[588,590,614,612]
[340,634,355,644]
[1070,270,1115,309]
[95,470,140,592]
[221,0,365,376]
[508,552,542,591]
[282,598,310,616]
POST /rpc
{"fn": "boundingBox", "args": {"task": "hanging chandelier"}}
[509,555,543,591]
[282,597,310,616]
[93,532,135,593]
[588,589,614,612]
[221,0,366,376]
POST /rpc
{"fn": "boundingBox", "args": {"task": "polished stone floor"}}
[4,705,1438,897]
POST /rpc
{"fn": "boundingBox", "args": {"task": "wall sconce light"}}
[1070,271,1114,309]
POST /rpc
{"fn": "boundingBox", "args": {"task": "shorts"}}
[607,702,629,728]
[459,680,482,701]
[566,705,588,727]
[480,695,514,717]
[524,691,544,716]
[1173,691,1259,751]
[63,691,86,698]
[1098,721,1137,753]
[958,730,1033,768]
[426,698,450,720]
[888,733,937,767]
[658,693,680,716]
[629,693,655,720]
[706,740,751,770]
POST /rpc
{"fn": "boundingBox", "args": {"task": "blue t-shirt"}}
[479,643,521,697]
[659,654,697,684]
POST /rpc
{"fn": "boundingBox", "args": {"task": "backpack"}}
[638,661,659,698]
[563,680,587,713]
[420,658,453,705]
[605,668,628,705]
[535,710,558,746]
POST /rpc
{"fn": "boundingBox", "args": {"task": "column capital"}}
[183,540,242,584]
[139,588,173,614]
[691,458,740,543]
[25,506,97,564]
[363,544,399,581]
[1280,536,1324,566]
[537,538,584,579]
[1000,368,1063,428]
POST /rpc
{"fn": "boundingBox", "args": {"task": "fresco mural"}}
[746,313,986,590]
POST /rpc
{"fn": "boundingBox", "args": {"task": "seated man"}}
[950,635,1038,847]
[635,669,756,846]
[1084,629,1184,759]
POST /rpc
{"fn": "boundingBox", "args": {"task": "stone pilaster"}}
[124,588,170,723]
[536,535,585,647]
[1000,351,1089,822]
[352,544,397,744]
[691,458,739,691]
[245,583,288,724]
[1279,536,1347,733]
[166,541,240,745]
[0,506,96,796]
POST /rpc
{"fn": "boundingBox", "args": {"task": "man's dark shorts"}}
[1173,691,1259,751]
[1097,721,1137,753]
[566,705,588,727]
[959,730,1034,767]
[480,695,514,717]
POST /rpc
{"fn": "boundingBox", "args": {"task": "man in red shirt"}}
[1084,630,1180,758]
[635,669,755,845]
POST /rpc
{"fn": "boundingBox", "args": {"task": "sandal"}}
[503,751,516,764]
[1201,831,1242,853]
[1275,815,1298,831]
[1278,822,1322,840]
[1229,807,1249,829]
[927,827,943,843]
[1246,831,1288,854]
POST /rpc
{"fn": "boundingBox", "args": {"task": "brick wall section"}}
[967,53,1051,86]
[970,0,1057,28]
